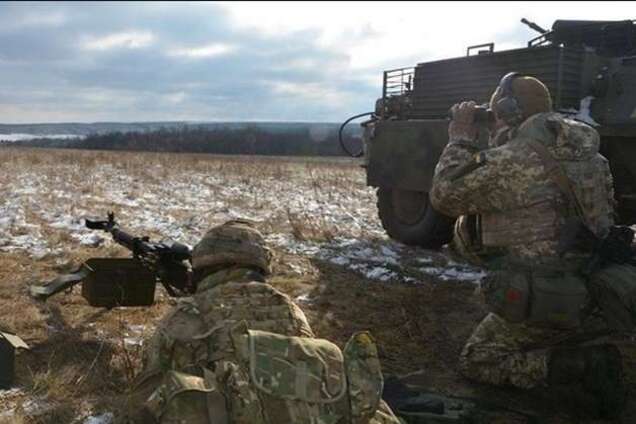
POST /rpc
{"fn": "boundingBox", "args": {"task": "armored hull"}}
[356,19,636,247]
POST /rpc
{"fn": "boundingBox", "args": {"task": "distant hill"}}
[1,121,363,157]
[0,121,350,137]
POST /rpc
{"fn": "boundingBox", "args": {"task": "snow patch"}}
[48,214,85,232]
[287,263,305,275]
[123,324,147,347]
[419,266,487,283]
[362,266,398,281]
[20,398,54,416]
[295,293,313,304]
[0,392,54,419]
[72,232,104,247]
[128,324,146,333]
[0,156,486,289]
[269,234,485,285]
[0,133,81,142]
[329,256,350,266]
[0,388,23,398]
[84,412,114,424]
[266,234,322,256]
[124,337,143,347]
[416,257,433,265]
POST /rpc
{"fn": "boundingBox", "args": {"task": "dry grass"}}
[1,146,635,423]
[285,207,335,242]
[0,147,376,422]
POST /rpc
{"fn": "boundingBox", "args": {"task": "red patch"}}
[506,288,522,303]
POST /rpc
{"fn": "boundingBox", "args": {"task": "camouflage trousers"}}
[459,313,608,389]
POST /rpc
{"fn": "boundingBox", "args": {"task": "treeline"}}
[13,123,362,157]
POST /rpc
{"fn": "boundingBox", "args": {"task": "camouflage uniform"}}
[122,221,401,424]
[430,111,615,390]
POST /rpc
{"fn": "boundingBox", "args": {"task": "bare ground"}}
[0,147,634,424]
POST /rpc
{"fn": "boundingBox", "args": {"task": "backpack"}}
[127,325,397,424]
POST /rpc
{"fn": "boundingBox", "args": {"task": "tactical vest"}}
[127,275,398,424]
[464,113,613,260]
[461,114,614,329]
[480,201,563,249]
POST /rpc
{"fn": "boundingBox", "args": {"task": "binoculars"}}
[448,105,495,124]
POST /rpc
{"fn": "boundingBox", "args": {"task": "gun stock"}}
[30,265,91,301]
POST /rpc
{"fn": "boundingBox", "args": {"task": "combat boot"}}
[547,344,625,420]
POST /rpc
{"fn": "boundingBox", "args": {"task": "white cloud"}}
[265,80,344,104]
[81,31,155,51]
[17,12,67,28]
[168,43,236,58]
[221,1,636,70]
[274,58,318,71]
[3,1,636,123]
[164,91,187,103]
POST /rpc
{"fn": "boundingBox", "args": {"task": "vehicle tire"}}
[377,187,456,249]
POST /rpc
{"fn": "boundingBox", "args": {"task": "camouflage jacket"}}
[430,112,615,262]
[124,268,401,424]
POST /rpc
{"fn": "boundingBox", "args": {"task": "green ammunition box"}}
[81,258,157,308]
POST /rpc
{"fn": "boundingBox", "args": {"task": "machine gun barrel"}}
[86,212,139,253]
[31,212,194,304]
[85,213,191,263]
[521,18,548,34]
[86,212,193,295]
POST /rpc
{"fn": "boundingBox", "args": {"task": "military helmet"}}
[489,73,552,124]
[192,220,272,275]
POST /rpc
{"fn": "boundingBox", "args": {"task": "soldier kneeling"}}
[120,220,401,424]
[431,73,631,419]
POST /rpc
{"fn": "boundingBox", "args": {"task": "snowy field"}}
[0,148,485,286]
[0,134,82,143]
[0,147,487,423]
[2,147,636,424]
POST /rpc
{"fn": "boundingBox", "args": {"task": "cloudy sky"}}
[1,1,634,123]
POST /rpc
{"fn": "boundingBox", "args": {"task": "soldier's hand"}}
[449,101,479,142]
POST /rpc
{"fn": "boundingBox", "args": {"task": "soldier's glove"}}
[449,101,480,143]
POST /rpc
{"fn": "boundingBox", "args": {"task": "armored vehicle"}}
[341,19,636,248]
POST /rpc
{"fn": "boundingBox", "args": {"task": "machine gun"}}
[341,16,636,249]
[523,17,636,56]
[30,212,194,308]
[520,18,548,35]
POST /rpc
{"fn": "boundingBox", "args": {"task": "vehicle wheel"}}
[377,187,456,249]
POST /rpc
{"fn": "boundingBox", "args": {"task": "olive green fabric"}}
[343,332,384,424]
[527,272,588,329]
[229,323,350,424]
[196,267,265,293]
[433,108,617,397]
[459,311,608,390]
[480,257,591,329]
[489,76,553,122]
[122,267,401,424]
[433,112,614,262]
[241,328,348,403]
[548,344,625,419]
[588,263,636,332]
[192,220,272,275]
[144,370,216,424]
[480,269,530,324]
